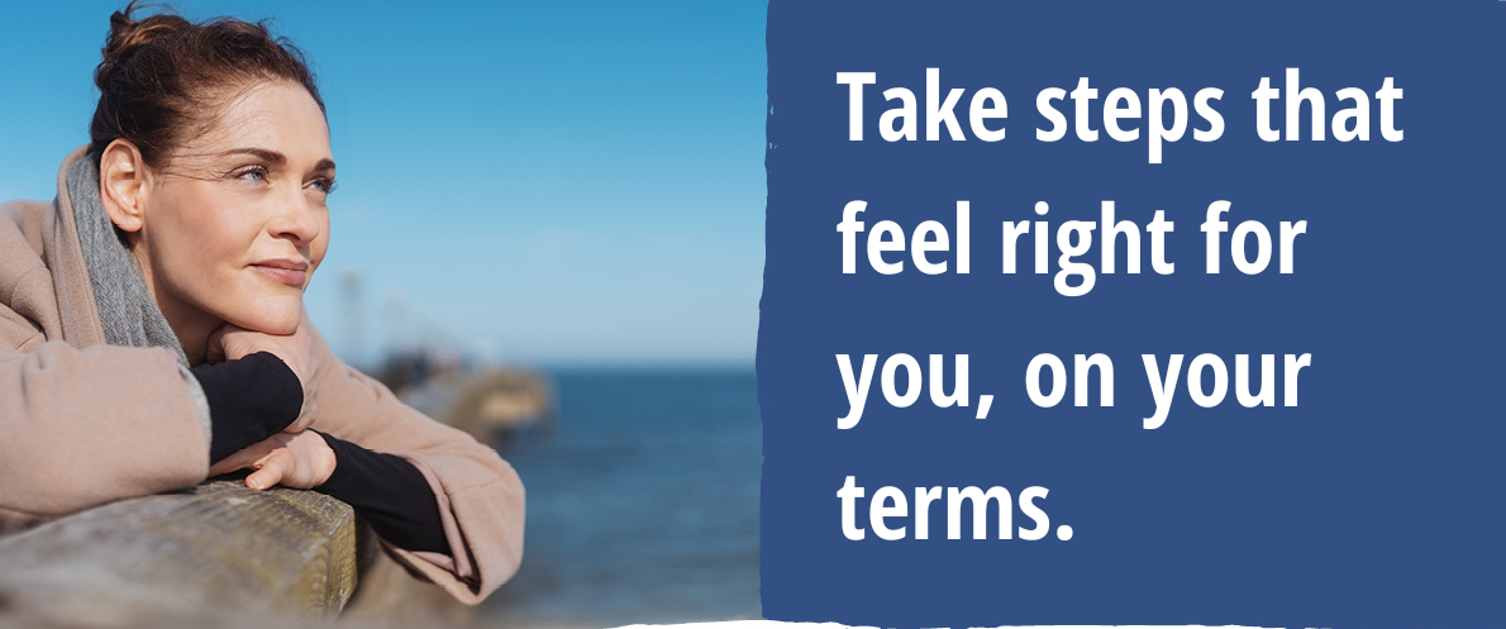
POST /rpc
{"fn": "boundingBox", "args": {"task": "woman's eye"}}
[236,167,268,181]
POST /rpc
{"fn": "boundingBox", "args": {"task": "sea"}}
[480,366,763,627]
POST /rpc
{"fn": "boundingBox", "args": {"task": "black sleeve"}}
[191,351,303,463]
[313,431,452,555]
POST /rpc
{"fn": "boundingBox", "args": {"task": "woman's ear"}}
[99,140,150,233]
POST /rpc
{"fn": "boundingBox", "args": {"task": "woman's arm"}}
[204,319,525,604]
[210,424,453,555]
[313,433,451,554]
[301,325,525,605]
[0,333,210,532]
[190,351,304,462]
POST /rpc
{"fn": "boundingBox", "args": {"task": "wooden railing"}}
[0,368,549,627]
[0,480,359,625]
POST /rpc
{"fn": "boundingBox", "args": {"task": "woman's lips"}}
[251,260,309,287]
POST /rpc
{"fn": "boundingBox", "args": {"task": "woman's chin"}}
[222,303,302,335]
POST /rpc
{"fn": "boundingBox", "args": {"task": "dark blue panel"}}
[760,1,1505,627]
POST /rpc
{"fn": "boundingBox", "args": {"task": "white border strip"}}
[613,622,1275,629]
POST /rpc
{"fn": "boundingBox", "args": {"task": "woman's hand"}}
[208,430,336,491]
[207,308,319,433]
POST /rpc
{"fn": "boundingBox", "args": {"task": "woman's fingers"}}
[246,454,288,491]
[210,433,291,485]
[208,448,255,476]
[205,325,228,364]
[205,314,319,435]
[209,437,276,476]
[220,431,335,491]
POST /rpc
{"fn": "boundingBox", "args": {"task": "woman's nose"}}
[269,190,322,246]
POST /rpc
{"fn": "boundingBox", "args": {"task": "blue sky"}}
[0,1,767,363]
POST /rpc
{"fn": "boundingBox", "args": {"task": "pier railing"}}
[0,480,360,625]
[0,367,550,627]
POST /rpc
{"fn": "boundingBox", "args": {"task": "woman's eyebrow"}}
[219,147,286,164]
[218,148,335,174]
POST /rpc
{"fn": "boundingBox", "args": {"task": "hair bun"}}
[88,0,324,165]
[95,2,189,90]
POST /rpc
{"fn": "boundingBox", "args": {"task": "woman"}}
[0,2,523,604]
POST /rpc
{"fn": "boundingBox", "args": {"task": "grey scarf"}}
[65,156,187,365]
[66,155,211,444]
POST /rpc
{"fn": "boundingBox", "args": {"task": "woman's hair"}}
[89,1,324,166]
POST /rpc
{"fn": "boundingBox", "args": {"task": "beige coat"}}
[0,146,524,605]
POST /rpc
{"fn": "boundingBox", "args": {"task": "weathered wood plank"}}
[0,480,358,626]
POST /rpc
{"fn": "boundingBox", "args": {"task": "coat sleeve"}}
[0,313,211,533]
[303,326,525,605]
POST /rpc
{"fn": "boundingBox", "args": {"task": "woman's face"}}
[134,81,333,336]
